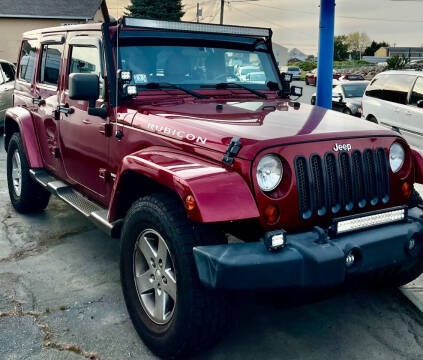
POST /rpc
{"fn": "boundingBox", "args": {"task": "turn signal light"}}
[402,182,411,198]
[185,195,196,211]
[264,203,279,224]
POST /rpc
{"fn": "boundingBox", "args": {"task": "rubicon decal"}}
[333,143,352,152]
[147,123,207,144]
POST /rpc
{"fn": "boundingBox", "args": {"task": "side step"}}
[30,169,122,237]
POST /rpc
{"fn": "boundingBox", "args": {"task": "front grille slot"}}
[295,149,390,219]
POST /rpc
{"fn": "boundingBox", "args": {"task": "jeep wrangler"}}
[4,17,423,358]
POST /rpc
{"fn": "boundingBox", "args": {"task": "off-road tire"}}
[6,133,50,213]
[305,78,309,86]
[366,189,423,288]
[120,193,228,359]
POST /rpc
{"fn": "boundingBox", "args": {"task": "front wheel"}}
[343,108,352,116]
[7,133,50,213]
[120,194,228,358]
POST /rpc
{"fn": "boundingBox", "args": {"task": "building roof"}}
[388,47,423,53]
[0,0,104,20]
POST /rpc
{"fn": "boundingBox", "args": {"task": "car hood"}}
[130,99,396,160]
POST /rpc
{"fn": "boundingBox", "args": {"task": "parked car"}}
[0,59,15,133]
[4,18,423,359]
[305,68,341,86]
[280,65,302,80]
[237,65,260,81]
[339,74,365,81]
[361,70,423,149]
[311,81,369,116]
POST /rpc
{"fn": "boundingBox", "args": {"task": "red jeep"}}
[4,17,423,358]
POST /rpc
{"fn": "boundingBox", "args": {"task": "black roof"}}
[0,0,103,20]
[389,47,423,53]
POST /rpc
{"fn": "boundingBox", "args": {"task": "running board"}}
[30,169,122,237]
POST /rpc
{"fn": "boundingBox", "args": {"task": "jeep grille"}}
[295,148,390,220]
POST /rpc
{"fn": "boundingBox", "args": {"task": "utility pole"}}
[220,0,224,24]
[196,3,200,23]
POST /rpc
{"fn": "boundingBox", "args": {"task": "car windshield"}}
[118,44,280,90]
[342,83,368,98]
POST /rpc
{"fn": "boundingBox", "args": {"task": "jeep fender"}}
[108,147,260,223]
[4,107,43,168]
[413,149,423,184]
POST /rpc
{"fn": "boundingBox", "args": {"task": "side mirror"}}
[69,73,99,105]
[417,100,423,108]
[69,73,107,119]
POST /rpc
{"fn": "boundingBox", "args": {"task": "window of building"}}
[1,62,15,82]
[410,77,423,106]
[18,39,37,83]
[69,45,104,96]
[39,44,63,86]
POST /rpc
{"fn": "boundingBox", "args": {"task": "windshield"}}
[342,83,368,98]
[118,45,280,90]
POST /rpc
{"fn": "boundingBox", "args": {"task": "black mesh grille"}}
[295,148,390,219]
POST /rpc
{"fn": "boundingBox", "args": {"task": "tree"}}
[346,32,371,60]
[126,0,184,21]
[363,41,389,56]
[334,35,349,61]
[387,54,410,70]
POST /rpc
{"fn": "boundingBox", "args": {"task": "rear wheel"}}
[367,115,378,124]
[120,193,228,358]
[6,133,50,213]
[343,108,352,116]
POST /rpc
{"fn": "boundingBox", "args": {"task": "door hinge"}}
[99,168,111,183]
[222,137,242,165]
[99,123,113,137]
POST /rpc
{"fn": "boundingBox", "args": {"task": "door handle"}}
[32,97,45,106]
[57,104,74,115]
[406,110,412,116]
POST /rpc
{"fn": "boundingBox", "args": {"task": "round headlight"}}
[256,154,283,192]
[389,142,405,173]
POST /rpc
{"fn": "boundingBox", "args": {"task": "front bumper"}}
[193,207,423,289]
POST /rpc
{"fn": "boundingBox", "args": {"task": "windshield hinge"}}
[222,137,242,165]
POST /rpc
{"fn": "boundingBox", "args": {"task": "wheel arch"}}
[108,147,260,223]
[4,107,43,168]
[366,114,378,123]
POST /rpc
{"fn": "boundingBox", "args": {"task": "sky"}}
[106,0,423,55]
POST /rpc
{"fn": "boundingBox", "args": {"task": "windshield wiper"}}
[142,82,208,99]
[201,83,267,99]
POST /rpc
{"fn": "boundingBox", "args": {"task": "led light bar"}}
[123,17,270,38]
[335,208,406,235]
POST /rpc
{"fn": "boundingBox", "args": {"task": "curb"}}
[400,286,423,313]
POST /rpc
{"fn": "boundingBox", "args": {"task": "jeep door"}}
[58,33,109,201]
[32,35,65,174]
[404,76,423,149]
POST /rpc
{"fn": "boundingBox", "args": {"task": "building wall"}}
[0,12,105,64]
[375,47,388,57]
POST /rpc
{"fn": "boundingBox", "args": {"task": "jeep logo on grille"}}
[333,143,352,152]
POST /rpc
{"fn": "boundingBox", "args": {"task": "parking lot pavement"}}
[1,135,423,360]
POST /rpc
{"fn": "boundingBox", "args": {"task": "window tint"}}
[382,75,415,104]
[410,77,423,105]
[366,74,415,104]
[39,44,62,85]
[69,45,103,96]
[1,62,15,82]
[18,39,37,83]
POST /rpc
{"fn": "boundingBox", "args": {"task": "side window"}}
[0,70,4,85]
[69,45,104,97]
[1,62,15,82]
[410,77,423,106]
[382,75,415,105]
[18,39,37,83]
[39,44,63,86]
[365,75,386,99]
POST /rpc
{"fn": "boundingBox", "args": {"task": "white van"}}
[361,70,423,149]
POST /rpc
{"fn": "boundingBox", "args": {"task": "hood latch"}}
[222,137,242,165]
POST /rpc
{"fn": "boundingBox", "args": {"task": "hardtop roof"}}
[23,22,103,37]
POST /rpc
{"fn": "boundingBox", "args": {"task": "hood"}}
[130,99,397,160]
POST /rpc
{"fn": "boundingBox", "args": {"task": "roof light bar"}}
[335,208,406,235]
[123,17,270,38]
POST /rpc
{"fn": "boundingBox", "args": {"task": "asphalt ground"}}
[1,128,423,359]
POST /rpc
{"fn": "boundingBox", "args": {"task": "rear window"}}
[18,39,37,83]
[366,74,415,104]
